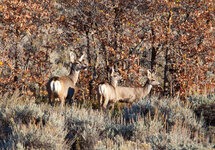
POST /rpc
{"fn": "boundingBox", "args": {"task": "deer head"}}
[146,70,160,86]
[110,67,122,86]
[70,53,87,73]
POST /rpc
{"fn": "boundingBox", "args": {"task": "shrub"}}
[0,92,67,149]
[0,92,214,149]
[66,107,106,149]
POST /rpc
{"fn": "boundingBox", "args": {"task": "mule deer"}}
[47,53,87,110]
[101,69,160,109]
[98,67,122,109]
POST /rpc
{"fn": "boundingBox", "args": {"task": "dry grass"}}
[0,91,214,149]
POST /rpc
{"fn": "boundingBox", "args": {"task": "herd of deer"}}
[47,53,160,111]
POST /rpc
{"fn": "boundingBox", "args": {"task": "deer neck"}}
[110,78,118,87]
[142,79,152,96]
[68,64,80,85]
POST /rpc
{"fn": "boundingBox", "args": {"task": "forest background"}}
[0,0,214,102]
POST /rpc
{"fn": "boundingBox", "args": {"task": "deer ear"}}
[70,52,75,63]
[147,69,151,78]
[79,54,85,61]
[111,66,115,76]
[150,69,155,75]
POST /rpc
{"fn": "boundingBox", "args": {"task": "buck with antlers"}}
[47,53,87,110]
[99,68,160,110]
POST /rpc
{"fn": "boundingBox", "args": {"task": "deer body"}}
[115,80,154,103]
[98,68,121,109]
[99,69,159,109]
[47,54,86,110]
[98,83,117,108]
[49,71,79,102]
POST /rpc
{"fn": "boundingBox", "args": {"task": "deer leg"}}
[98,94,103,108]
[100,96,104,111]
[109,103,114,112]
[59,96,65,112]
[73,87,79,99]
[103,97,109,110]
[48,93,51,104]
[49,93,54,106]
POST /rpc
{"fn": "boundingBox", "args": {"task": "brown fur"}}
[99,69,160,109]
[47,54,86,110]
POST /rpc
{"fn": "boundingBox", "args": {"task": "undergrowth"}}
[0,91,214,149]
